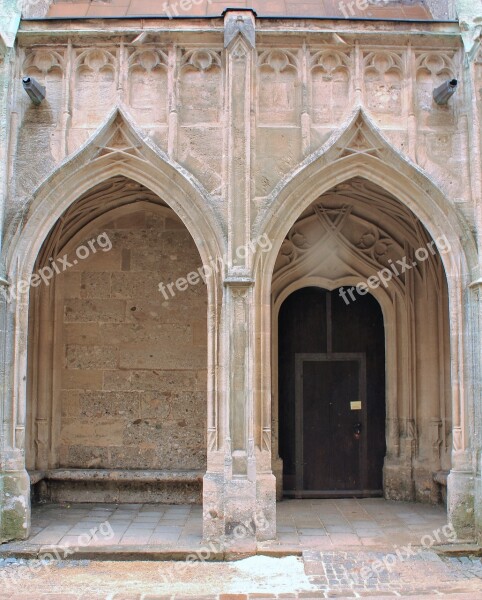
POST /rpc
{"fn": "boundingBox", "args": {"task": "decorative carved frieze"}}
[311,50,351,125]
[13,38,467,207]
[127,49,168,125]
[415,52,456,127]
[363,51,403,115]
[179,49,222,124]
[73,48,117,126]
[257,49,301,125]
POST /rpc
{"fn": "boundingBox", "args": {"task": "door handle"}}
[354,422,362,440]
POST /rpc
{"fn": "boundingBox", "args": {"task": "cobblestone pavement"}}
[0,550,481,599]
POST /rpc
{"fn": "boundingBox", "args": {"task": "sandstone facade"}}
[0,0,482,547]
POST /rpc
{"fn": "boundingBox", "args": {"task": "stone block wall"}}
[58,207,208,472]
[1,6,481,542]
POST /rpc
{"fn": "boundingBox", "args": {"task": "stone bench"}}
[28,469,204,504]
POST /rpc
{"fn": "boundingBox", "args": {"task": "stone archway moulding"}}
[1,105,226,540]
[254,107,477,281]
[252,106,479,534]
[5,104,225,278]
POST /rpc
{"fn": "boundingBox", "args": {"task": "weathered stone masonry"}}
[0,0,482,547]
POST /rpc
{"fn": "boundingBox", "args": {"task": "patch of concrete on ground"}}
[228,555,317,593]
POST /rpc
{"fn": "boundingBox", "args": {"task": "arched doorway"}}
[278,286,385,498]
[25,176,208,503]
[271,177,452,505]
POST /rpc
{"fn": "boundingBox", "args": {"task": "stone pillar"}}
[461,281,482,542]
[0,0,31,544]
[446,281,477,539]
[451,0,482,542]
[203,9,276,547]
[0,285,31,543]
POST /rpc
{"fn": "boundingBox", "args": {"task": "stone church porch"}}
[0,498,462,559]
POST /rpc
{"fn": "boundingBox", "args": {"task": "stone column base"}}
[0,470,31,543]
[475,474,482,544]
[413,465,442,504]
[202,472,225,542]
[202,471,276,546]
[256,473,276,541]
[447,470,474,540]
[383,460,415,501]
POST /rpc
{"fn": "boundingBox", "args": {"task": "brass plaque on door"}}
[350,401,362,410]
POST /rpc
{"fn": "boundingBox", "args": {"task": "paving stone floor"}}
[1,499,481,599]
[265,498,455,550]
[24,502,203,550]
[1,498,458,553]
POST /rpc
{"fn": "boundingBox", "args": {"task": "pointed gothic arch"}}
[5,106,224,278]
[252,108,477,525]
[2,106,225,523]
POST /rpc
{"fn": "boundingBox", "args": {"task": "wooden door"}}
[279,287,385,498]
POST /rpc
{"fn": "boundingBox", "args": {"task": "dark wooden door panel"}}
[297,356,365,494]
[279,286,385,498]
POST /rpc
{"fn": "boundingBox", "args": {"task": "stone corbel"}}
[224,9,256,50]
[456,0,482,61]
[0,0,21,51]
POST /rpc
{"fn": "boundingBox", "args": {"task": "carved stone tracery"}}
[272,177,451,505]
[258,49,300,124]
[179,49,222,124]
[364,51,403,115]
[128,49,168,125]
[311,50,351,124]
[73,48,117,126]
[23,48,64,76]
[273,178,441,289]
[415,52,456,124]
